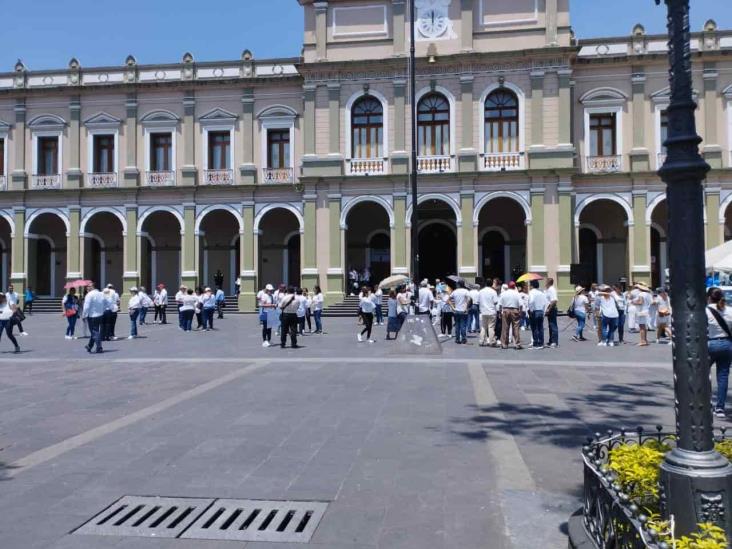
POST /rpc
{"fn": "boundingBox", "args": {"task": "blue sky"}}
[0,0,728,70]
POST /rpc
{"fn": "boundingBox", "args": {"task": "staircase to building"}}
[322,295,388,318]
[27,295,245,315]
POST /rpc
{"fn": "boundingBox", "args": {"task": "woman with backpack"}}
[706,287,732,419]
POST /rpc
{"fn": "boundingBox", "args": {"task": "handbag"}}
[566,298,576,319]
[64,308,77,318]
[16,308,26,322]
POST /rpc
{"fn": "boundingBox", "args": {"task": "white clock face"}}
[418,8,449,39]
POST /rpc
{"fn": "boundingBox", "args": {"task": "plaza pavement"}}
[0,313,706,548]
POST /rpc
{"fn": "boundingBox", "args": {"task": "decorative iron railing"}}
[417,155,453,173]
[202,169,234,185]
[87,172,118,188]
[481,152,524,171]
[262,167,294,183]
[145,170,176,186]
[347,158,386,175]
[586,155,623,173]
[31,174,61,189]
[580,426,730,549]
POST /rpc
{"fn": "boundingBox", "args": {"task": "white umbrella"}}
[378,274,409,290]
[705,240,732,271]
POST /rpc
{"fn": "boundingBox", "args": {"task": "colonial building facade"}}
[1,0,731,308]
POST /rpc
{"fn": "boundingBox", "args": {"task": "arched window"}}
[484,89,518,153]
[417,93,450,156]
[351,96,383,159]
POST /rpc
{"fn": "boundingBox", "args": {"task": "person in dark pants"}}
[82,282,106,354]
[23,287,34,315]
[278,287,299,348]
[544,278,559,348]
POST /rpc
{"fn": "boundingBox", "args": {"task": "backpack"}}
[566,297,576,319]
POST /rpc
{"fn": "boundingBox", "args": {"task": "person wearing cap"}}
[101,286,117,342]
[180,288,198,332]
[278,286,300,348]
[417,279,433,315]
[259,284,277,346]
[570,286,590,342]
[468,284,480,333]
[544,278,559,348]
[634,282,652,346]
[82,282,107,353]
[498,281,522,349]
[153,284,168,325]
[597,285,619,347]
[626,282,639,334]
[477,278,499,347]
[175,285,187,330]
[612,284,627,344]
[200,287,217,331]
[449,280,471,344]
[312,286,324,334]
[215,286,226,319]
[527,280,547,349]
[655,287,672,342]
[127,287,142,339]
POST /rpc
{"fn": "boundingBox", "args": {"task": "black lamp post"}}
[655,0,732,539]
[409,0,419,284]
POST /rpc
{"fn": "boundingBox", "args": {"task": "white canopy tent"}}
[706,240,732,272]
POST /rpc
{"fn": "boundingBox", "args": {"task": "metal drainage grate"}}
[73,496,215,538]
[180,499,329,543]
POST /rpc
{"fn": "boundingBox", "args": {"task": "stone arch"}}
[137,206,184,234]
[195,205,243,235]
[405,193,461,227]
[473,191,532,226]
[254,204,304,234]
[25,208,70,237]
[0,211,15,237]
[340,196,394,229]
[80,207,127,235]
[646,194,667,225]
[574,194,633,227]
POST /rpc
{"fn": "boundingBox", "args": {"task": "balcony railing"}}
[657,152,667,169]
[0,175,5,190]
[417,155,453,174]
[262,167,294,184]
[31,174,62,189]
[481,152,524,171]
[145,170,176,186]
[87,172,118,188]
[347,158,387,176]
[202,169,234,185]
[585,155,622,174]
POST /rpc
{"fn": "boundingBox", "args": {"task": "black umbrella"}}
[445,275,465,290]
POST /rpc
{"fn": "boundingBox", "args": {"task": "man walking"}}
[417,280,433,315]
[278,287,300,348]
[175,285,186,329]
[449,280,470,344]
[468,284,481,333]
[83,282,107,353]
[499,281,522,350]
[6,285,28,336]
[544,278,559,348]
[215,286,226,319]
[528,280,547,349]
[477,279,499,347]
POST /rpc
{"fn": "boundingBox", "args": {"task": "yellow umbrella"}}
[516,273,544,283]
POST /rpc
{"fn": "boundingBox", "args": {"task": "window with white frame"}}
[579,88,627,173]
[141,110,179,185]
[258,106,296,183]
[29,114,65,187]
[0,121,8,186]
[84,113,121,187]
[199,108,237,185]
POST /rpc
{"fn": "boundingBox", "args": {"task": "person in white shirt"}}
[518,285,530,332]
[626,286,640,333]
[612,284,627,344]
[655,287,672,342]
[180,288,199,332]
[571,287,590,341]
[477,282,499,347]
[498,281,522,349]
[6,284,28,336]
[527,280,548,349]
[128,287,142,339]
[154,284,168,324]
[634,283,653,346]
[259,284,278,345]
[295,288,308,335]
[597,285,619,347]
[706,287,732,417]
[278,287,300,348]
[396,287,411,329]
[417,280,433,315]
[175,285,187,329]
[468,286,481,333]
[312,286,325,334]
[357,288,377,343]
[200,287,217,331]
[0,293,20,353]
[449,281,471,344]
[544,278,559,348]
[374,287,384,325]
[82,282,107,353]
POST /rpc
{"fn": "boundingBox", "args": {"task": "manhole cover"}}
[181,499,329,543]
[73,496,215,538]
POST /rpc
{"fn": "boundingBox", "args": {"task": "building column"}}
[631,191,650,283]
[528,188,546,275]
[327,193,343,304]
[558,70,572,147]
[11,207,26,300]
[238,201,256,310]
[706,187,722,249]
[123,95,139,187]
[123,205,139,307]
[459,190,476,280]
[557,184,573,304]
[302,194,318,289]
[240,88,256,184]
[181,92,197,186]
[392,193,408,274]
[10,101,26,190]
[181,204,197,289]
[303,84,317,157]
[66,97,82,189]
[458,76,476,171]
[391,79,408,174]
[315,1,328,61]
[392,0,405,55]
[530,71,544,148]
[702,64,722,168]
[460,0,474,51]
[630,70,650,172]
[327,83,341,156]
[67,206,82,282]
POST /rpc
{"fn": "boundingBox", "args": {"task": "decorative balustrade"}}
[31,174,61,189]
[0,175,5,190]
[481,152,524,171]
[417,155,453,174]
[586,155,623,173]
[347,158,386,176]
[87,172,118,188]
[262,167,294,183]
[202,169,234,185]
[145,170,176,186]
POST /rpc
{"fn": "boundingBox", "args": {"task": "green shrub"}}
[608,441,670,504]
[716,440,732,462]
[675,523,727,549]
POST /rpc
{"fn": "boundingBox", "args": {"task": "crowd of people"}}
[257,284,325,348]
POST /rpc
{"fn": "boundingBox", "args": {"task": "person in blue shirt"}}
[215,286,226,319]
[201,287,217,331]
[23,287,34,315]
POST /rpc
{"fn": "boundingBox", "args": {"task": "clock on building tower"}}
[415,0,453,40]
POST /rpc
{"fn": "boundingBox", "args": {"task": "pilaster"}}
[702,65,722,168]
[302,194,318,289]
[458,76,477,171]
[123,205,139,306]
[123,95,139,187]
[303,84,317,157]
[327,193,343,303]
[67,206,82,281]
[11,207,26,297]
[181,204,197,289]
[545,0,558,46]
[630,71,650,172]
[391,80,408,174]
[238,202,256,310]
[327,83,341,156]
[66,97,82,189]
[392,0,406,56]
[557,70,572,146]
[529,189,546,275]
[460,0,474,51]
[529,71,544,148]
[706,188,721,249]
[181,92,197,186]
[10,101,26,190]
[315,1,328,61]
[392,194,408,275]
[459,191,476,280]
[557,184,573,304]
[240,88,256,184]
[632,191,651,281]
